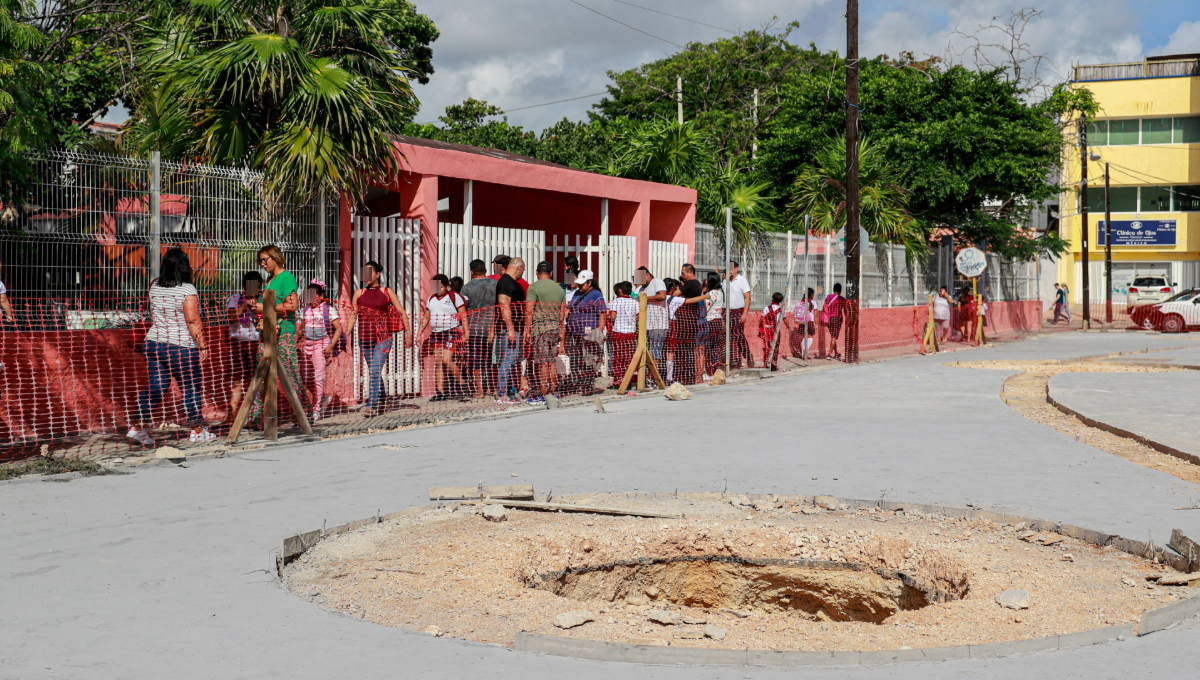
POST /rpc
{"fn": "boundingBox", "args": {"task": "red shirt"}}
[489,274,528,292]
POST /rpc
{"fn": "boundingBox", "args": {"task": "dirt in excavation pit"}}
[280,494,1186,652]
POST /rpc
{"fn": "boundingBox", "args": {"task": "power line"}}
[608,0,734,34]
[565,0,685,48]
[499,92,609,113]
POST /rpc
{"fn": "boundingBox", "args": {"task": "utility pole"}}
[843,0,861,363]
[1103,161,1112,324]
[751,88,759,160]
[676,76,683,125]
[1079,117,1091,328]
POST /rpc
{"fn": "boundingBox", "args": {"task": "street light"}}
[1090,152,1113,323]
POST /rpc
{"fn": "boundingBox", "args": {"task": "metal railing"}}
[1074,58,1200,82]
[2,150,339,306]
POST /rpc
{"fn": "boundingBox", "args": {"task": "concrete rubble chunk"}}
[155,446,185,459]
[553,610,594,629]
[752,500,774,512]
[800,506,821,515]
[423,625,443,637]
[663,383,692,401]
[814,495,839,510]
[710,369,726,386]
[1121,576,1139,587]
[1155,573,1200,586]
[996,589,1030,610]
[680,613,706,625]
[676,630,704,639]
[481,505,508,522]
[647,609,679,625]
[704,625,727,640]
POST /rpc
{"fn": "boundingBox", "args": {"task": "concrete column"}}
[463,179,474,260]
[633,200,650,268]
[398,173,438,301]
[599,198,610,300]
[338,192,353,306]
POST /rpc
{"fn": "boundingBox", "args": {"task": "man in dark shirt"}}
[495,257,527,403]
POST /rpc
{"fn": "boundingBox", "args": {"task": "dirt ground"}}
[281,494,1188,652]
[953,359,1200,485]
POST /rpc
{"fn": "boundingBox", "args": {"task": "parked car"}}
[1126,276,1175,308]
[1131,289,1200,330]
[1156,291,1200,333]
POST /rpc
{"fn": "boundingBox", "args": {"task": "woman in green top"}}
[248,244,308,424]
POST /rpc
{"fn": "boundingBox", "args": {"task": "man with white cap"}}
[563,269,605,396]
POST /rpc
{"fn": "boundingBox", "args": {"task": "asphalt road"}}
[4,331,1200,680]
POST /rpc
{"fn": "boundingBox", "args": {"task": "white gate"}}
[351,215,421,399]
[649,240,688,281]
[547,233,601,287]
[438,222,543,284]
[603,235,638,298]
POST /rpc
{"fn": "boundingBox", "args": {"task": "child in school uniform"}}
[759,292,784,371]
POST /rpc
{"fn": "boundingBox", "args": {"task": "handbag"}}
[382,287,405,334]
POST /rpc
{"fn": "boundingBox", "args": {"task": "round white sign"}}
[955,247,988,278]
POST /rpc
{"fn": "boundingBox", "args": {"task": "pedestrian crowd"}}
[18,247,844,449]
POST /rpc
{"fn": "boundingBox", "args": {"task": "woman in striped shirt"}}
[128,248,214,447]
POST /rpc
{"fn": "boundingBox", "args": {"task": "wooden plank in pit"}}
[483,499,682,519]
[429,485,535,500]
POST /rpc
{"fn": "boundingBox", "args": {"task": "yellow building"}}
[1062,55,1200,305]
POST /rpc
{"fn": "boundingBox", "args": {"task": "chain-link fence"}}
[694,224,1037,309]
[2,150,338,315]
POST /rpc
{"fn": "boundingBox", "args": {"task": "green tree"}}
[0,0,47,211]
[593,21,826,170]
[132,0,437,202]
[788,135,926,258]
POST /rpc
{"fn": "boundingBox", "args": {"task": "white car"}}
[1125,276,1175,308]
[1157,293,1200,333]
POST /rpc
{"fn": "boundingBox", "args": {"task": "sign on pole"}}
[955,247,987,279]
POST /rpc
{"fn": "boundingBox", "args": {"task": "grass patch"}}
[0,456,112,481]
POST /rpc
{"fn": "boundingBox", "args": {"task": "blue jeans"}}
[137,340,203,427]
[364,338,392,409]
[648,329,668,362]
[497,332,522,397]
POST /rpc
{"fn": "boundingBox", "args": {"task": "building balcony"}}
[1073,55,1200,82]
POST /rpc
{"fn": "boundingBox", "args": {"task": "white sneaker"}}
[126,427,155,447]
[311,408,321,423]
[189,427,217,443]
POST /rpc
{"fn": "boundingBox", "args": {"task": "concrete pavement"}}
[4,331,1200,679]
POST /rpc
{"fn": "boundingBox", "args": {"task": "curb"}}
[276,491,1200,665]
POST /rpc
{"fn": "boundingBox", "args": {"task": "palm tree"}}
[131,0,422,202]
[789,135,928,259]
[1,0,48,211]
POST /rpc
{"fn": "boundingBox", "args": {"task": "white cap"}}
[574,269,594,285]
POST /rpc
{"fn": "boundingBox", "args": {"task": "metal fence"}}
[2,149,338,311]
[694,224,1036,308]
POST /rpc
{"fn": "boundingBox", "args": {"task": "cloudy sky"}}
[409,0,1200,130]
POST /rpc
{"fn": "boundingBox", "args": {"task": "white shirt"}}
[426,292,466,332]
[727,274,751,310]
[0,280,6,295]
[146,282,198,348]
[609,296,639,334]
[705,289,725,322]
[301,302,339,340]
[227,293,260,341]
[932,295,951,320]
[667,296,684,321]
[635,278,668,331]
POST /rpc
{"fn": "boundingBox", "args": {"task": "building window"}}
[1140,186,1172,211]
[1086,121,1108,146]
[1087,187,1137,212]
[1143,118,1172,144]
[1175,117,1200,144]
[1175,186,1200,212]
[1108,119,1140,145]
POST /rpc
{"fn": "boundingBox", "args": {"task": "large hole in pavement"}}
[536,556,946,624]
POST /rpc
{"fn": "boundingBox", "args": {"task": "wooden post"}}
[226,288,314,444]
[972,278,986,346]
[920,293,939,354]
[618,291,666,392]
[636,292,648,391]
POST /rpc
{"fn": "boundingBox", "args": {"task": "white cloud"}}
[1154,20,1200,56]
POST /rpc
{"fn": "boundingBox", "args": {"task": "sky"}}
[102,0,1200,129]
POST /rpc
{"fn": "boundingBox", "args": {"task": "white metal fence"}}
[649,240,689,282]
[351,215,422,399]
[437,222,544,284]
